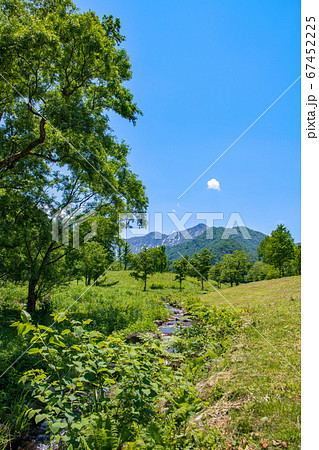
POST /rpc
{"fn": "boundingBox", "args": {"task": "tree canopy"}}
[0,0,148,311]
[258,224,295,277]
[129,246,157,291]
[173,255,189,291]
[190,248,215,290]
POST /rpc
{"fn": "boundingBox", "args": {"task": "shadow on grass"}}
[97,281,119,288]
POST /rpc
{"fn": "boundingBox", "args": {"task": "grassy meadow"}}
[0,272,300,449]
[190,276,301,448]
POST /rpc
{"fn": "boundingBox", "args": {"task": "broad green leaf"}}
[28,347,42,355]
[35,414,48,424]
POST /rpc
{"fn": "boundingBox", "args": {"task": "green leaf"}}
[28,347,42,355]
[82,319,93,325]
[50,421,67,434]
[38,325,54,332]
[61,329,71,335]
[27,409,42,419]
[35,414,47,424]
[206,349,218,358]
[142,388,151,396]
[21,310,31,323]
[22,323,35,336]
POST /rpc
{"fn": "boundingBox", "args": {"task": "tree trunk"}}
[279,264,283,277]
[143,276,147,291]
[179,279,182,291]
[26,242,55,313]
[201,278,204,290]
[27,279,38,313]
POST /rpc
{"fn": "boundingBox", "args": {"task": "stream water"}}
[158,304,193,349]
[12,421,56,450]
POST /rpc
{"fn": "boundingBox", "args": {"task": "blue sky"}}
[77,0,301,241]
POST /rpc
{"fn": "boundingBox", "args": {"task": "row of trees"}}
[50,223,300,292]
[128,224,300,291]
[128,246,216,291]
[210,250,249,288]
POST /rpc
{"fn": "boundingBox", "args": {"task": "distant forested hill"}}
[126,223,266,262]
[165,226,266,262]
[125,223,207,254]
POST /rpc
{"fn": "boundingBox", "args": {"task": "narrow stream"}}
[11,421,56,450]
[158,304,193,350]
[13,303,192,449]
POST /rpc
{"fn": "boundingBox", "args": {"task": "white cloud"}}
[207,178,220,191]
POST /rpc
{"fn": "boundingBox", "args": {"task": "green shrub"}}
[13,312,213,448]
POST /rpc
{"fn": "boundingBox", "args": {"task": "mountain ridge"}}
[125,223,207,253]
[125,223,266,262]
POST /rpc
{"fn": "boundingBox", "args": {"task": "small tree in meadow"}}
[210,261,223,288]
[220,250,249,287]
[130,246,157,290]
[121,242,132,270]
[153,245,168,273]
[191,248,215,290]
[173,256,189,291]
[77,241,110,285]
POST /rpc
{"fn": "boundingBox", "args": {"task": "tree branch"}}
[0,117,46,171]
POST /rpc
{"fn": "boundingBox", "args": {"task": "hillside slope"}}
[194,275,301,448]
[166,226,266,262]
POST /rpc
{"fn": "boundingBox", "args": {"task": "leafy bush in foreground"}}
[12,312,223,449]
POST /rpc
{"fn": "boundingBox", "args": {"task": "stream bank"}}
[11,301,193,449]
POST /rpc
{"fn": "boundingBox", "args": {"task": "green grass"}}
[194,276,301,449]
[0,273,300,449]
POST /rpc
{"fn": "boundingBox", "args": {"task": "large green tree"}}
[152,245,168,273]
[210,261,222,288]
[0,0,141,173]
[0,0,148,311]
[0,190,69,311]
[292,244,301,276]
[258,224,295,277]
